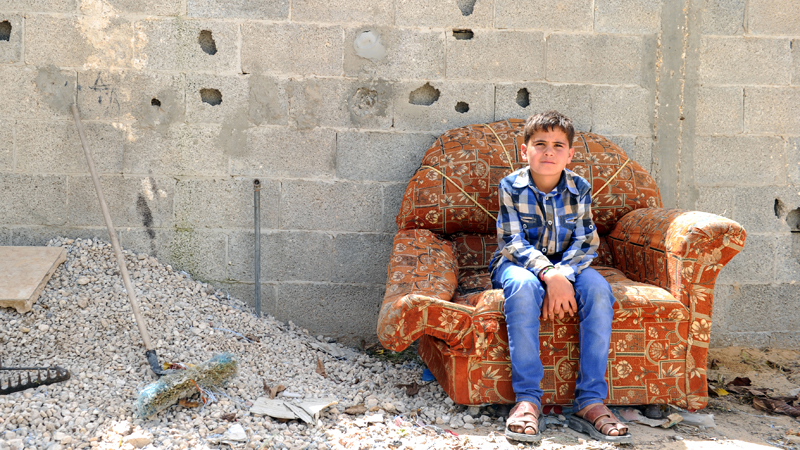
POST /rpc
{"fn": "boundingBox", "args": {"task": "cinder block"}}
[187,0,288,19]
[744,87,800,134]
[67,175,175,228]
[495,0,592,31]
[281,180,383,232]
[287,77,392,130]
[16,120,124,174]
[292,0,393,24]
[731,186,797,233]
[789,138,800,185]
[0,121,12,172]
[383,183,407,233]
[708,284,730,332]
[77,70,184,121]
[747,0,800,36]
[0,66,76,120]
[25,15,134,68]
[395,0,494,27]
[162,229,228,282]
[699,37,791,85]
[694,136,784,186]
[716,234,777,284]
[594,0,661,34]
[185,73,249,123]
[770,332,800,349]
[0,227,10,245]
[344,27,445,80]
[0,174,67,226]
[603,135,653,170]
[216,282,277,314]
[133,19,239,72]
[726,283,800,332]
[242,23,343,76]
[336,131,436,182]
[3,0,75,12]
[229,126,336,178]
[546,34,643,85]
[332,233,393,284]
[10,226,110,246]
[248,74,289,126]
[696,86,743,135]
[392,80,495,133]
[701,0,745,35]
[495,83,592,132]
[591,86,651,135]
[710,331,771,348]
[123,124,226,177]
[173,178,280,230]
[274,283,384,344]
[775,234,800,284]
[102,0,181,15]
[694,187,736,218]
[228,230,334,283]
[446,30,544,81]
[0,14,22,63]
[794,39,800,85]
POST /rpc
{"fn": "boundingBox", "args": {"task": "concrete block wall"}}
[0,0,797,347]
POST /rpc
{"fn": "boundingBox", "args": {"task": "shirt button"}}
[547,220,553,225]
[522,224,527,229]
[589,225,594,229]
[541,248,546,252]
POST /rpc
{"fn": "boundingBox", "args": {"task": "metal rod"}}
[71,104,154,351]
[254,179,261,317]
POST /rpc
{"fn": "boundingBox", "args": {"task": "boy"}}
[488,111,631,443]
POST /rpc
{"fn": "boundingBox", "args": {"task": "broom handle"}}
[71,104,154,352]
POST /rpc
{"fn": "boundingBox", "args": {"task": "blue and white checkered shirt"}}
[488,168,599,282]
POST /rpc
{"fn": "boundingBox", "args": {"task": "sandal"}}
[568,403,632,443]
[505,401,545,442]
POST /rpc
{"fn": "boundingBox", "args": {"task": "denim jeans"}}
[491,260,615,412]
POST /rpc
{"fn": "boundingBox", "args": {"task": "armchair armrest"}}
[377,229,475,352]
[607,208,746,316]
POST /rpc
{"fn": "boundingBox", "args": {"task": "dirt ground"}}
[415,347,800,450]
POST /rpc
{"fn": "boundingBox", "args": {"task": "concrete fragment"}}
[122,432,153,448]
[0,246,65,313]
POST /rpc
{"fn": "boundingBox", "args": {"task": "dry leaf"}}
[178,399,199,408]
[753,398,800,418]
[245,333,260,342]
[396,382,421,396]
[316,359,327,378]
[270,384,285,399]
[221,412,237,422]
[343,405,367,415]
[727,377,751,387]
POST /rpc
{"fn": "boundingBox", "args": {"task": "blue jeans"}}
[492,260,615,412]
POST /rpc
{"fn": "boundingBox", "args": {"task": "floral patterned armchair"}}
[377,119,746,409]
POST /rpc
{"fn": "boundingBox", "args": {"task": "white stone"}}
[77,277,90,285]
[123,432,153,448]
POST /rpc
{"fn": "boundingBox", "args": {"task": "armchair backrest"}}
[396,119,662,236]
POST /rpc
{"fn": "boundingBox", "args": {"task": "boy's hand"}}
[542,271,576,320]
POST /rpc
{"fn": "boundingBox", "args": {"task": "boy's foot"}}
[505,401,544,442]
[568,403,632,443]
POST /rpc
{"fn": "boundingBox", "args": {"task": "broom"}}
[71,105,238,417]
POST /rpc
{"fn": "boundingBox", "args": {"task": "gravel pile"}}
[0,238,532,450]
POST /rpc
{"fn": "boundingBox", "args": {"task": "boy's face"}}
[521,128,575,181]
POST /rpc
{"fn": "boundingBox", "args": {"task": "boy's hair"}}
[523,111,575,147]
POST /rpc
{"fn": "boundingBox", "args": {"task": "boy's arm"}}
[553,189,599,282]
[496,183,553,277]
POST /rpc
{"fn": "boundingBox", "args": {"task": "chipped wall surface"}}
[0,0,798,346]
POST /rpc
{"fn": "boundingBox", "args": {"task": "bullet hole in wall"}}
[151,98,161,107]
[351,87,379,116]
[455,101,469,113]
[198,30,217,55]
[516,88,530,108]
[200,88,222,106]
[457,0,476,16]
[0,21,10,41]
[409,82,440,106]
[775,198,786,218]
[787,208,800,233]
[453,29,474,40]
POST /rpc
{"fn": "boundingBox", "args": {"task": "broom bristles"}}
[136,353,238,418]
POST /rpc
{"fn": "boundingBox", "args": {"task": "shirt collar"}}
[511,168,580,196]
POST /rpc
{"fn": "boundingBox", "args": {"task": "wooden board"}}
[0,246,66,313]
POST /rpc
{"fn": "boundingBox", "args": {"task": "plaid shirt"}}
[489,168,599,282]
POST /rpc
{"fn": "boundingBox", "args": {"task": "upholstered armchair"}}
[377,119,745,410]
